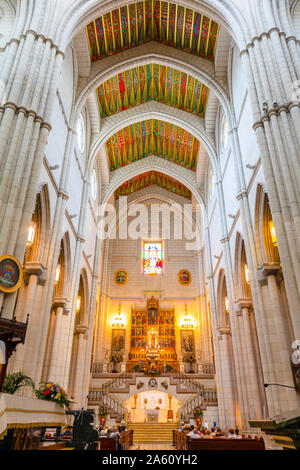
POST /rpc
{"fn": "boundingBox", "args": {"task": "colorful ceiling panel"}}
[96,64,209,118]
[115,171,192,199]
[86,1,219,62]
[105,119,199,171]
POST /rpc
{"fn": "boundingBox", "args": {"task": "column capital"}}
[259,262,281,277]
[74,324,88,335]
[236,298,253,310]
[218,325,231,336]
[53,296,69,309]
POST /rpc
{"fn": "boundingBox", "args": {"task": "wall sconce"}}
[269,220,277,247]
[180,304,195,329]
[55,264,61,284]
[112,303,125,328]
[245,265,250,284]
[26,222,36,247]
[225,296,230,313]
[76,296,81,313]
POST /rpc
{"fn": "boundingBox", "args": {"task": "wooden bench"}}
[173,431,265,450]
[120,430,134,450]
[97,430,134,450]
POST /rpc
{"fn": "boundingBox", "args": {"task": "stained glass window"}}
[221,116,228,152]
[143,242,163,276]
[77,114,85,153]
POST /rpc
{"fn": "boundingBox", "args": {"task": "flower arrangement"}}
[193,407,204,418]
[35,381,72,409]
[143,367,161,377]
[98,405,108,416]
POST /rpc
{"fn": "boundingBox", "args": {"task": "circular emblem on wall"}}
[0,255,23,293]
[178,270,192,286]
[114,270,128,286]
[148,378,158,389]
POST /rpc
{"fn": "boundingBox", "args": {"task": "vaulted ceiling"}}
[105,119,200,171]
[114,170,192,199]
[86,1,219,62]
[96,64,209,118]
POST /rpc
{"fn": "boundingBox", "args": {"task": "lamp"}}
[180,304,195,329]
[55,264,61,284]
[112,303,124,328]
[76,296,81,313]
[245,265,250,283]
[225,296,229,313]
[269,220,277,247]
[26,222,36,247]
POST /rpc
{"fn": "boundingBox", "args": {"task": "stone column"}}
[261,264,299,412]
[218,326,237,429]
[238,300,264,420]
[71,324,88,408]
[47,297,68,383]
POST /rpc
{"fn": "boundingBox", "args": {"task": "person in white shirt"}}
[187,426,195,438]
[234,428,242,439]
[191,429,201,439]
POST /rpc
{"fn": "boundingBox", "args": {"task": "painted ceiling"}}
[115,170,192,199]
[96,64,209,118]
[105,119,199,171]
[86,1,219,62]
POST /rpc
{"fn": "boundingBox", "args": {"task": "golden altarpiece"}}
[128,297,178,372]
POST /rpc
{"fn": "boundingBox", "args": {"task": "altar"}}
[146,410,159,423]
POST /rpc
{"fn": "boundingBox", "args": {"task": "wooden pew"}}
[173,431,265,450]
[97,437,117,450]
[120,430,134,450]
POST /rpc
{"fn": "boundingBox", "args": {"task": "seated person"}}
[110,426,120,439]
[190,429,202,439]
[203,429,213,439]
[210,427,216,437]
[234,428,242,439]
[187,425,194,438]
[215,427,225,437]
[182,425,190,434]
[99,430,107,438]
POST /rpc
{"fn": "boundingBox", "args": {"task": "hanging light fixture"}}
[55,264,61,284]
[269,220,277,247]
[112,303,124,328]
[180,304,195,329]
[225,296,230,313]
[26,222,36,247]
[245,264,250,283]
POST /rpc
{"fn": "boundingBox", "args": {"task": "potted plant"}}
[193,407,204,427]
[98,405,108,426]
[110,352,122,373]
[35,381,72,409]
[2,372,34,395]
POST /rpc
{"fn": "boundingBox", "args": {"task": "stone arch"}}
[55,232,72,299]
[89,101,217,176]
[57,0,249,55]
[234,232,251,301]
[254,184,280,266]
[102,156,204,209]
[216,268,229,328]
[25,184,51,267]
[105,185,202,246]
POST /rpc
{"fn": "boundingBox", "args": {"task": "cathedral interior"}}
[0,0,300,451]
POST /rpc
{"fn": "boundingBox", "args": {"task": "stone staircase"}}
[127,423,179,443]
[88,368,218,424]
